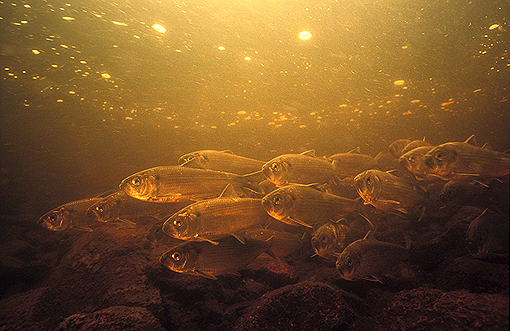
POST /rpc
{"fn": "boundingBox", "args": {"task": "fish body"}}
[159,236,273,279]
[374,152,399,171]
[399,146,436,181]
[328,153,377,179]
[424,142,510,180]
[162,184,273,244]
[242,228,304,257]
[466,209,509,260]
[178,150,265,175]
[86,190,189,223]
[311,221,366,259]
[401,139,433,156]
[262,150,335,186]
[119,166,258,202]
[322,176,360,200]
[39,197,104,231]
[389,139,412,158]
[354,169,426,214]
[261,184,362,228]
[335,231,409,282]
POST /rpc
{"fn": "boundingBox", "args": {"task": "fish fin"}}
[404,234,412,250]
[287,216,313,228]
[481,142,494,150]
[194,269,218,280]
[362,230,375,240]
[364,275,384,283]
[265,246,280,261]
[385,169,399,176]
[116,218,136,225]
[358,214,376,232]
[300,150,316,157]
[219,183,240,198]
[197,236,220,245]
[464,134,477,145]
[378,199,402,205]
[455,173,480,177]
[94,189,118,199]
[232,233,246,244]
[179,158,205,168]
[220,150,235,154]
[72,225,94,232]
[347,146,362,154]
[227,271,242,276]
[472,180,489,188]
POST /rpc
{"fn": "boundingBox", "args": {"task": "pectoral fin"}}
[364,274,384,283]
[197,236,219,245]
[232,233,246,244]
[287,216,313,228]
[72,226,94,232]
[194,269,218,280]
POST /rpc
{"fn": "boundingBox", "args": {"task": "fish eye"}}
[272,194,281,205]
[345,257,353,267]
[408,155,416,163]
[271,162,279,171]
[48,213,57,222]
[95,205,104,213]
[319,234,327,243]
[131,176,141,186]
[435,151,444,161]
[174,219,183,227]
[366,176,372,186]
[171,252,181,261]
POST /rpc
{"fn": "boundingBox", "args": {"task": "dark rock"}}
[234,281,362,331]
[55,306,165,331]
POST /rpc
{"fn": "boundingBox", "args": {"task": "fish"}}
[86,190,190,224]
[327,149,378,179]
[161,184,274,244]
[399,146,437,181]
[321,176,360,200]
[466,209,509,261]
[374,152,399,171]
[423,138,510,181]
[400,139,433,156]
[178,150,265,175]
[261,150,335,186]
[440,178,509,214]
[335,230,409,283]
[389,138,412,158]
[311,219,368,259]
[354,169,426,214]
[242,227,304,258]
[159,235,275,280]
[39,195,109,231]
[119,166,261,203]
[261,184,362,228]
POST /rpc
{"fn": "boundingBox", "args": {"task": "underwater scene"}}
[1,0,509,330]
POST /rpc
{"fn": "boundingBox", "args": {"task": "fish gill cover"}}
[0,0,508,330]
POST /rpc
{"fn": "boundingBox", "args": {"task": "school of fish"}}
[39,138,509,282]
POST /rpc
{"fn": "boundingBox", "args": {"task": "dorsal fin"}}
[219,183,240,198]
[220,150,234,154]
[300,150,316,157]
[362,230,375,241]
[481,142,494,150]
[347,147,362,154]
[464,134,476,145]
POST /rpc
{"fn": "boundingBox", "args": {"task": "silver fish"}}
[119,166,260,203]
[262,150,335,186]
[311,219,367,259]
[39,196,107,231]
[399,146,437,181]
[354,169,426,214]
[159,236,275,280]
[161,184,274,244]
[466,208,509,260]
[335,230,409,283]
[328,151,377,179]
[424,139,510,180]
[178,150,265,175]
[261,184,362,228]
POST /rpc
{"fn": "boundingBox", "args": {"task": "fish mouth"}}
[161,218,179,238]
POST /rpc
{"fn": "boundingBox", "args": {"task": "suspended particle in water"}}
[393,80,405,86]
[298,31,312,41]
[152,24,166,33]
[489,24,500,30]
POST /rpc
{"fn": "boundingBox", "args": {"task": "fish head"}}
[38,207,72,231]
[439,180,467,207]
[160,244,199,274]
[262,158,291,186]
[119,170,158,201]
[389,139,412,158]
[162,210,200,241]
[261,188,295,221]
[311,223,338,258]
[399,146,431,176]
[145,222,166,243]
[424,145,457,177]
[354,170,381,205]
[86,196,120,222]
[335,249,362,281]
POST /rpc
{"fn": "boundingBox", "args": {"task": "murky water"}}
[1,0,509,215]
